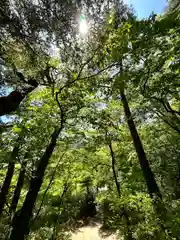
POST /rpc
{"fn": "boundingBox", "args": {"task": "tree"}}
[88,11,162,198]
[0,135,22,215]
[0,0,180,239]
[9,157,27,215]
[119,86,161,198]
[10,125,64,239]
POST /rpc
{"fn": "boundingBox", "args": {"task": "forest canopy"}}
[0,0,180,239]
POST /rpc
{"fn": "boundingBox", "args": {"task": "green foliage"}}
[0,0,180,239]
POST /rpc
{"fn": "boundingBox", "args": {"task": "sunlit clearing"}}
[79,15,88,35]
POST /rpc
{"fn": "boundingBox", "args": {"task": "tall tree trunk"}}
[121,91,172,238]
[0,145,19,215]
[106,135,133,240]
[9,160,27,216]
[120,87,161,199]
[9,126,62,240]
[107,140,121,197]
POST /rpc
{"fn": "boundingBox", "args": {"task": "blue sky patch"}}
[124,0,168,18]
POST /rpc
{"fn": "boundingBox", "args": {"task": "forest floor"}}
[71,223,118,240]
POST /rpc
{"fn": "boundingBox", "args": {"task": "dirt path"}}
[71,224,117,240]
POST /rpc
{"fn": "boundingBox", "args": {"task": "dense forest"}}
[0,0,180,239]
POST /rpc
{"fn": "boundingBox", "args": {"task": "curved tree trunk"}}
[10,126,62,240]
[120,87,161,199]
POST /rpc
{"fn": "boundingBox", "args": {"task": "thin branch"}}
[74,48,98,81]
[32,151,67,222]
[12,64,28,84]
[59,62,118,93]
[152,96,180,119]
[92,163,111,171]
[165,100,180,117]
[55,92,65,134]
[0,124,14,129]
[79,63,119,81]
[154,110,180,134]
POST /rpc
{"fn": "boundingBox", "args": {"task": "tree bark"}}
[106,135,133,239]
[9,160,27,215]
[0,89,34,117]
[0,145,19,215]
[120,88,161,199]
[108,140,121,197]
[10,126,62,240]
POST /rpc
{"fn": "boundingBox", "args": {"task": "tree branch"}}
[31,151,67,222]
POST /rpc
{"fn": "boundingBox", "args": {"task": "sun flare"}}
[79,15,88,35]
